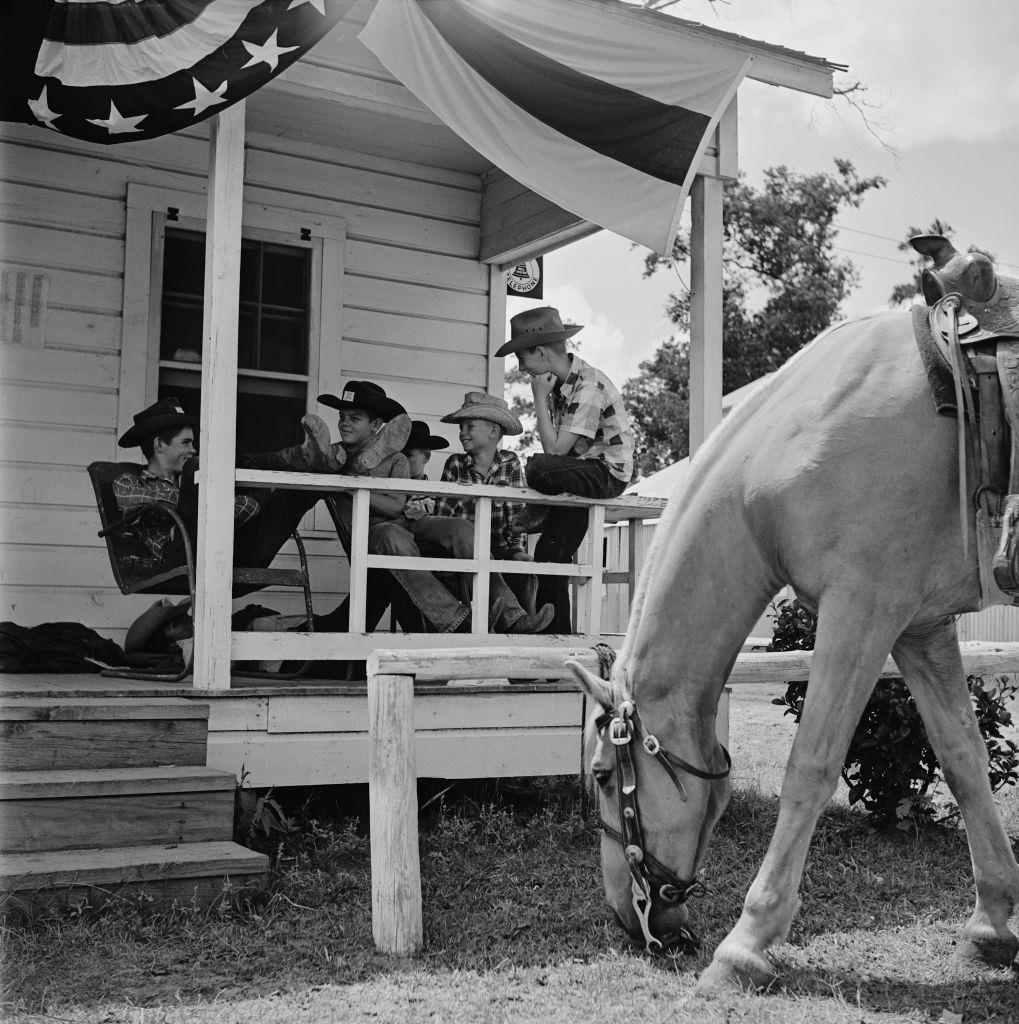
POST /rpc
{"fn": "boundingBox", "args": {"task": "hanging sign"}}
[505,256,543,299]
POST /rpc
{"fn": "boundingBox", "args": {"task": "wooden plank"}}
[32,307,122,355]
[370,646,600,682]
[346,276,488,325]
[369,674,422,953]
[0,222,124,275]
[208,727,582,787]
[346,240,487,292]
[0,720,208,771]
[341,340,486,389]
[0,765,231,798]
[265,689,584,734]
[0,383,115,431]
[345,307,487,355]
[0,506,109,547]
[206,696,268,732]
[0,840,266,888]
[193,104,244,694]
[0,698,207,721]
[0,261,121,316]
[0,790,232,854]
[0,346,119,390]
[0,183,124,238]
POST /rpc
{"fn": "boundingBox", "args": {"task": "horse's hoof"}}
[953,930,1019,970]
[696,951,776,994]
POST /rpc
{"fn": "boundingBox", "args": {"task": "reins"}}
[593,699,731,953]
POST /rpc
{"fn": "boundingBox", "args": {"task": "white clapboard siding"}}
[0,92,496,638]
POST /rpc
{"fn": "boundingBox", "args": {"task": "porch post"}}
[687,174,724,456]
[193,101,245,691]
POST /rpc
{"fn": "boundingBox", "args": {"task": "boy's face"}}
[406,447,431,478]
[154,427,195,475]
[516,346,549,377]
[337,408,382,448]
[459,418,498,455]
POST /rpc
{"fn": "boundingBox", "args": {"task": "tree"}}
[624,159,886,475]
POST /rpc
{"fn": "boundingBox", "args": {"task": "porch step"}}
[0,766,236,854]
[0,841,268,914]
[0,698,208,770]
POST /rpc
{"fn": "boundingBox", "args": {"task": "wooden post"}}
[576,504,604,636]
[193,101,245,691]
[472,497,492,634]
[348,488,370,632]
[369,673,423,954]
[688,174,724,456]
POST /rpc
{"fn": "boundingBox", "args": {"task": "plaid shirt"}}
[549,354,634,483]
[433,450,526,556]
[113,468,260,561]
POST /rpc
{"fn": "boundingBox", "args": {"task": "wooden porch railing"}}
[189,468,666,688]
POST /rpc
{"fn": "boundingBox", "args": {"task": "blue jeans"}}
[525,455,627,633]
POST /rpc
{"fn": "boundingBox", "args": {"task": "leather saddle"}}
[909,235,1019,593]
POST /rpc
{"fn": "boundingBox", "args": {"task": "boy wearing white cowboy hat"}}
[391,391,553,634]
[495,306,634,634]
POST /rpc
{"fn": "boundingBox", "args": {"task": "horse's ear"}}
[566,660,615,708]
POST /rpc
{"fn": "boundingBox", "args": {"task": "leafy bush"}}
[768,598,1019,831]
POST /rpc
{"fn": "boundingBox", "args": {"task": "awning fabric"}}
[0,0,353,145]
[360,0,751,254]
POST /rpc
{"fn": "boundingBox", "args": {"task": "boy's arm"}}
[432,456,459,519]
[531,373,584,455]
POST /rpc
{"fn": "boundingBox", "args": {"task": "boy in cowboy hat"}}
[113,397,341,574]
[400,420,450,521]
[496,306,634,633]
[395,391,553,634]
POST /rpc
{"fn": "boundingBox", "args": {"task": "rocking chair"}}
[88,462,315,682]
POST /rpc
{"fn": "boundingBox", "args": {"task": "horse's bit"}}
[595,698,731,953]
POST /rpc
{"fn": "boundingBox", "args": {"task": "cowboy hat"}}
[317,381,406,422]
[118,397,197,448]
[403,420,450,452]
[441,392,523,436]
[494,306,583,358]
[125,598,192,654]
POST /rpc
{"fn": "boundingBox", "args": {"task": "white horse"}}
[570,239,1019,990]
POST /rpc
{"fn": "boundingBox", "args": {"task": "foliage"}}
[768,598,1018,831]
[234,770,298,858]
[625,160,886,474]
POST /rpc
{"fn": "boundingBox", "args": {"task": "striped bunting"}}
[360,0,751,255]
[0,0,353,144]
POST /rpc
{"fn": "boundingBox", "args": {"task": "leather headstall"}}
[594,699,731,953]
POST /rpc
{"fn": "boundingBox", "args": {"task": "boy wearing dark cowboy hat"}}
[113,397,341,575]
[386,391,554,634]
[496,306,634,633]
[400,420,450,521]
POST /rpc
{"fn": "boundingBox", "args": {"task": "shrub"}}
[767,598,1018,831]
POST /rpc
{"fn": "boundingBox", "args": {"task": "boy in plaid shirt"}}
[497,306,634,633]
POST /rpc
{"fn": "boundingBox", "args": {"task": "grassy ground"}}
[2,683,1017,1024]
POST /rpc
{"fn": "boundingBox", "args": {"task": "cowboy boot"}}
[242,415,345,473]
[992,495,1019,594]
[348,413,412,474]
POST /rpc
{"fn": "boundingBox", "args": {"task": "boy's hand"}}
[511,551,533,561]
[530,372,555,402]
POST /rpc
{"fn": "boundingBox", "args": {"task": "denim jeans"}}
[525,454,627,633]
[409,515,534,629]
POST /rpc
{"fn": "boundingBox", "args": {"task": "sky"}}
[507,0,1019,394]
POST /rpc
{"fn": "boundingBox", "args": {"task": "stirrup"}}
[991,495,1019,594]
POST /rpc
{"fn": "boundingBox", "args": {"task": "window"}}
[157,228,312,455]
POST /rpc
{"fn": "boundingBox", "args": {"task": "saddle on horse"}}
[910,234,1019,595]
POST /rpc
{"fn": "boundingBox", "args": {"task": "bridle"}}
[594,698,732,953]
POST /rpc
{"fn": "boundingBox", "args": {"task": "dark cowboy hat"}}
[125,598,191,654]
[317,381,406,422]
[403,420,449,452]
[118,396,197,448]
[494,306,583,358]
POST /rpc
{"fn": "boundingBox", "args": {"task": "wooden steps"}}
[0,696,267,913]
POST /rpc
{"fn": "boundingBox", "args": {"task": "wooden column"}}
[471,497,492,634]
[192,102,245,691]
[369,673,423,954]
[687,174,724,456]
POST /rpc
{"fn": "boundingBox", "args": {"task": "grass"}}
[1,684,1016,1024]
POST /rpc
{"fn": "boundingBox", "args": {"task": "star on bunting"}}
[242,30,299,72]
[28,85,61,130]
[287,0,326,12]
[87,101,147,134]
[175,78,229,117]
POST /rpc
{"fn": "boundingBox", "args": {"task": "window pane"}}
[238,307,257,370]
[160,301,203,362]
[162,231,205,298]
[261,246,308,309]
[239,240,260,303]
[259,314,308,374]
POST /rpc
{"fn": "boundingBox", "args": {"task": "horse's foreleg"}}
[892,618,1019,969]
[698,596,906,993]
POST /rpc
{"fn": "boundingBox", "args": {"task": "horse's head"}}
[569,660,732,954]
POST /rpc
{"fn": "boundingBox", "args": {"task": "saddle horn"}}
[909,233,999,307]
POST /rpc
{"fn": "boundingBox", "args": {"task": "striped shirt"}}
[433,450,527,556]
[113,468,260,561]
[548,355,634,483]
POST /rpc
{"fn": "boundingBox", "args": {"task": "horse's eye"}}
[592,767,613,788]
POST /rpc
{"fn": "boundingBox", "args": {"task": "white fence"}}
[601,522,1019,643]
